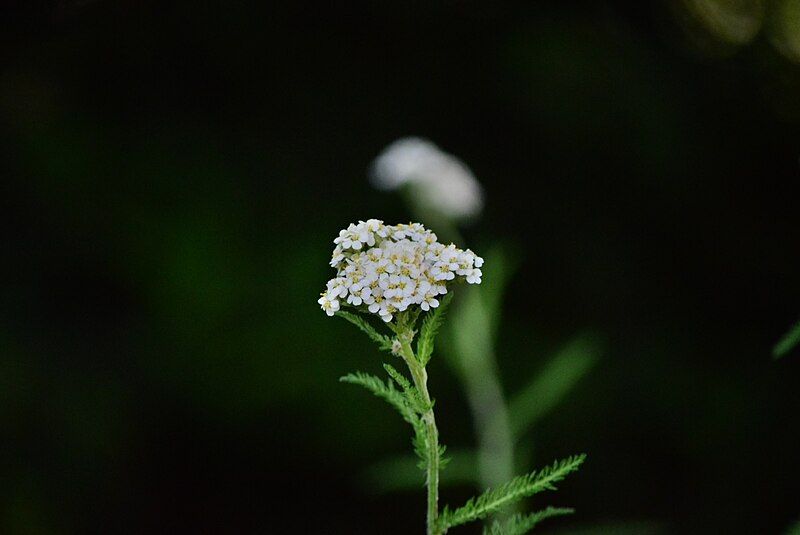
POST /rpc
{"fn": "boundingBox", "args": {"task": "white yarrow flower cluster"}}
[319,219,483,322]
[370,137,484,220]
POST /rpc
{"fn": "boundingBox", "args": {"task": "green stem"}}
[398,333,441,535]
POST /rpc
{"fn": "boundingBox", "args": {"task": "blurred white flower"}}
[370,137,483,221]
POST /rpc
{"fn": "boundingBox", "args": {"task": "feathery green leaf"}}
[340,372,417,426]
[437,443,450,471]
[411,429,429,471]
[773,319,800,359]
[336,310,394,351]
[439,454,586,530]
[342,366,436,465]
[484,507,575,535]
[417,293,453,366]
[384,363,429,413]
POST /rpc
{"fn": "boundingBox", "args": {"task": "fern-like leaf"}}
[340,372,418,426]
[483,507,575,535]
[381,363,436,470]
[417,293,454,366]
[439,454,586,530]
[336,311,394,351]
[341,371,432,472]
[438,443,450,470]
[384,363,429,413]
[412,425,430,470]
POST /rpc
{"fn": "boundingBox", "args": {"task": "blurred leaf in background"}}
[768,0,800,62]
[2,0,800,532]
[773,319,800,358]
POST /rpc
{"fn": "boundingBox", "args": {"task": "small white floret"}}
[319,220,483,320]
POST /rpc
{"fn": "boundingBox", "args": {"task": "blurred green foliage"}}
[1,1,800,533]
[774,319,800,358]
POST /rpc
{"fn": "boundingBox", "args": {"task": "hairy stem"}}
[399,333,441,535]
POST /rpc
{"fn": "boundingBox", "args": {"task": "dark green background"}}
[2,1,799,533]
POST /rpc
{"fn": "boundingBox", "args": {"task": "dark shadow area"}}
[2,1,799,533]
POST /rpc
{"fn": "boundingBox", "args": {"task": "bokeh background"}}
[2,1,800,533]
